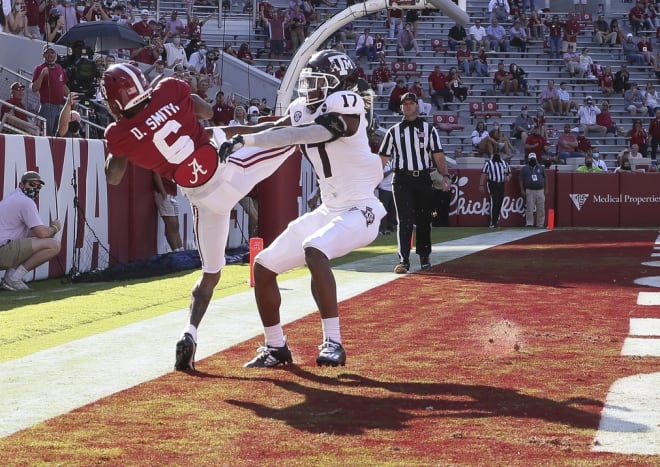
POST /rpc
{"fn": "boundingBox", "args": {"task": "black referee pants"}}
[392,172,433,263]
[487,180,505,227]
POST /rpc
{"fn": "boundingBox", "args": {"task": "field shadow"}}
[225,368,610,436]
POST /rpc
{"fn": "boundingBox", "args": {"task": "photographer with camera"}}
[31,44,69,136]
[577,95,607,139]
[131,35,160,65]
[83,0,109,22]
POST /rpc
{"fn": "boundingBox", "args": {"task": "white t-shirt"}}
[0,189,44,244]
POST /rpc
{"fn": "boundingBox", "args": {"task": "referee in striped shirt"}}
[479,153,511,228]
[378,92,450,274]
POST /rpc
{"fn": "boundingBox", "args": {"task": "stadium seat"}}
[431,38,448,56]
[391,61,422,80]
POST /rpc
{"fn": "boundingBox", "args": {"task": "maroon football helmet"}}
[101,63,151,119]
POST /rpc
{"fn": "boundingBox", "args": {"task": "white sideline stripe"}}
[621,338,660,357]
[633,276,660,287]
[0,229,541,438]
[641,261,660,268]
[593,372,660,455]
[629,316,660,336]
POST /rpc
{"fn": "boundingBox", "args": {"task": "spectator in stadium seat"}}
[597,99,626,138]
[524,125,551,164]
[0,171,61,292]
[575,47,595,79]
[540,79,560,114]
[165,10,185,35]
[557,81,579,115]
[493,61,513,95]
[563,43,580,77]
[591,150,609,172]
[388,79,409,113]
[599,66,615,97]
[447,21,472,51]
[623,33,646,68]
[627,119,649,156]
[1,82,29,123]
[556,124,584,163]
[237,42,255,65]
[576,152,603,172]
[624,83,649,116]
[527,11,543,39]
[409,80,432,116]
[613,63,631,94]
[287,5,306,52]
[488,0,509,23]
[132,9,154,37]
[211,91,235,126]
[509,19,529,53]
[486,18,508,53]
[578,96,607,138]
[386,7,402,39]
[447,67,467,102]
[374,33,387,62]
[562,13,581,53]
[372,61,396,97]
[472,121,497,156]
[228,105,248,126]
[54,0,80,33]
[405,8,419,38]
[164,34,189,69]
[637,34,655,66]
[356,27,378,62]
[468,18,488,52]
[471,46,489,77]
[510,105,534,143]
[456,42,472,75]
[5,0,37,38]
[593,14,617,46]
[428,65,452,110]
[43,8,65,43]
[609,18,626,45]
[544,14,565,59]
[396,22,420,57]
[629,1,651,36]
[576,128,593,155]
[645,83,660,114]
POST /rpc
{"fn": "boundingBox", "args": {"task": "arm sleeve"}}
[242,124,335,148]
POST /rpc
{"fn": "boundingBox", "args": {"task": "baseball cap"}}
[43,44,55,53]
[528,152,537,159]
[10,82,25,91]
[521,105,528,110]
[400,92,418,104]
[248,105,260,114]
[21,171,45,186]
[627,33,633,38]
[141,9,150,15]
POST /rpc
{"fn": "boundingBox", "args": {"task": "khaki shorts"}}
[154,193,179,218]
[0,238,33,270]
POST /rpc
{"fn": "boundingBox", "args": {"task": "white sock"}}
[264,324,285,348]
[321,317,341,344]
[8,265,28,281]
[183,324,197,343]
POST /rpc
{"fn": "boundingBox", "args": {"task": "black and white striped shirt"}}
[481,158,511,183]
[378,118,444,171]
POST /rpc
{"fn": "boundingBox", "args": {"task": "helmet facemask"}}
[298,68,340,107]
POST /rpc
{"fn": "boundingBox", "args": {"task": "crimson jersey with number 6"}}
[104,78,211,181]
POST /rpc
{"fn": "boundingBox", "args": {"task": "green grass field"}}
[0,227,490,362]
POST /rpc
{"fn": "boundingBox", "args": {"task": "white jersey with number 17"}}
[287,91,383,210]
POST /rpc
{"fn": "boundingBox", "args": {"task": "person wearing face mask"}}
[0,172,62,291]
[164,33,189,69]
[510,105,534,146]
[247,106,261,125]
[518,153,547,228]
[57,91,83,137]
[188,42,208,74]
[577,153,604,173]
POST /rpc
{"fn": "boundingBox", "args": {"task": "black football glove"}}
[218,135,244,163]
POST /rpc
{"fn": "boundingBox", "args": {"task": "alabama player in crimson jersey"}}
[220,49,386,368]
[102,63,296,372]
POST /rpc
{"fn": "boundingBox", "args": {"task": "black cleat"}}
[244,341,293,368]
[420,256,431,270]
[316,338,346,367]
[174,333,196,371]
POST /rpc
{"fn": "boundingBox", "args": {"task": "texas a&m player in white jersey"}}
[220,49,386,368]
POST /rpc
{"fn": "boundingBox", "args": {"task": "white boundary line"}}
[0,229,539,438]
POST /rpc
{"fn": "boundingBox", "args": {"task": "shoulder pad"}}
[322,91,365,115]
